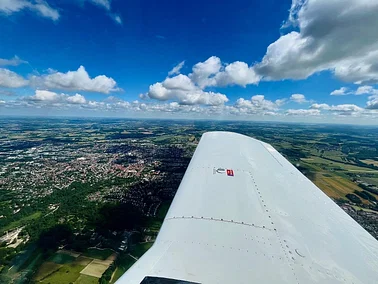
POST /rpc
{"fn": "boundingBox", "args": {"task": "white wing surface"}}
[117,131,378,284]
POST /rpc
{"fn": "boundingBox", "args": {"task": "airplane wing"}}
[117,131,378,284]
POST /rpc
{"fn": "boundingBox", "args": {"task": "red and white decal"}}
[213,168,235,176]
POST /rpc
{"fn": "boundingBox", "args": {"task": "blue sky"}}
[1,0,378,123]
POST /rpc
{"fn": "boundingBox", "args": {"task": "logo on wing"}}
[213,168,234,176]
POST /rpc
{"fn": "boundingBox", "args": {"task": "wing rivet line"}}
[166,216,273,231]
[274,231,300,284]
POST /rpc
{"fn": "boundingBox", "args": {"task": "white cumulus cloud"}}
[0,56,27,67]
[28,90,87,104]
[89,0,110,10]
[30,90,60,102]
[330,85,378,96]
[0,68,28,88]
[146,74,228,106]
[286,109,320,116]
[290,94,307,103]
[0,0,60,21]
[330,87,349,96]
[235,95,282,113]
[366,95,378,110]
[66,93,86,104]
[355,85,378,95]
[85,0,122,24]
[254,0,378,84]
[329,104,363,113]
[189,56,260,88]
[213,61,260,87]
[30,66,120,94]
[311,103,363,115]
[168,61,185,76]
[190,56,222,88]
[311,103,331,110]
[112,14,122,25]
[145,0,378,93]
[162,74,196,91]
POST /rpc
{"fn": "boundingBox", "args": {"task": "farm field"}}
[361,159,378,167]
[33,249,116,283]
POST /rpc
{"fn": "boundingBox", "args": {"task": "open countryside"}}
[1,118,378,283]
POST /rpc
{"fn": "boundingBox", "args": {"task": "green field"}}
[156,202,171,220]
[143,201,171,234]
[152,134,192,144]
[144,218,162,234]
[1,246,45,284]
[74,274,99,284]
[83,248,113,260]
[33,252,99,283]
[299,159,363,199]
[351,206,378,214]
[359,176,378,186]
[302,156,378,173]
[40,262,87,284]
[48,252,76,264]
[108,242,153,283]
[313,173,364,201]
[1,212,41,233]
[110,255,136,284]
[297,155,378,201]
[33,262,62,281]
[361,159,378,167]
[131,242,153,258]
[109,203,168,282]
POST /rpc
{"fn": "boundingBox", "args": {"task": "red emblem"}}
[227,169,234,176]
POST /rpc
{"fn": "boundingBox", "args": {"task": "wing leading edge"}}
[117,131,378,284]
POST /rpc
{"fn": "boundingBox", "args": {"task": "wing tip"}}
[201,131,265,144]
